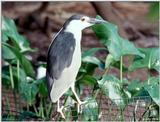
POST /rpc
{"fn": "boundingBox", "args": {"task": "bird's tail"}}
[46,71,54,101]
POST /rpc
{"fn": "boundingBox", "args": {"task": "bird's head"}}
[64,15,106,31]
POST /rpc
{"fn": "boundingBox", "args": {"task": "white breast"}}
[50,29,82,102]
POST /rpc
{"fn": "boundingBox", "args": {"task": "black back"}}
[46,31,76,95]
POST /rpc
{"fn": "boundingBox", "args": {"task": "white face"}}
[65,16,94,32]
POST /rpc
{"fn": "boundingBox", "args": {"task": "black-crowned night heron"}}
[46,15,105,118]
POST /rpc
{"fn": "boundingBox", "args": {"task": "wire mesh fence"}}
[2,87,159,121]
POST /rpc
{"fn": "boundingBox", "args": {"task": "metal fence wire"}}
[2,87,159,121]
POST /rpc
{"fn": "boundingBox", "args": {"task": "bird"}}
[46,14,106,119]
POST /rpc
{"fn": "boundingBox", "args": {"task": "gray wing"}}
[46,31,75,96]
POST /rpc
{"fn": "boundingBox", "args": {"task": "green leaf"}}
[80,63,98,75]
[98,75,131,109]
[2,44,16,60]
[19,80,38,105]
[82,56,104,69]
[112,61,128,72]
[148,2,159,21]
[82,47,106,58]
[105,54,128,72]
[127,79,143,97]
[81,97,98,121]
[19,111,40,120]
[2,65,27,90]
[71,106,78,121]
[79,48,105,77]
[2,30,9,42]
[78,75,97,86]
[2,16,33,52]
[92,15,144,61]
[105,54,114,69]
[2,70,12,88]
[129,47,160,72]
[144,77,159,105]
[3,43,35,78]
[34,77,48,97]
[82,48,105,69]
[78,67,87,73]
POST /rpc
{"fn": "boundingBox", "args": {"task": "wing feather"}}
[46,30,75,96]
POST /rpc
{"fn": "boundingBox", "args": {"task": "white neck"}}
[64,19,92,43]
[65,22,82,33]
[65,27,82,44]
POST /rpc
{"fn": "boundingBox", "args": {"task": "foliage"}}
[148,2,159,21]
[2,16,50,120]
[98,75,131,109]
[91,15,159,120]
[92,16,144,61]
[143,77,160,105]
[129,48,160,72]
[80,97,98,121]
[2,15,159,121]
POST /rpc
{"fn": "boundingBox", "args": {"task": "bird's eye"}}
[81,18,85,22]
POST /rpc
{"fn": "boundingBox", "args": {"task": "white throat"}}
[66,31,82,47]
[64,19,93,46]
[65,25,82,44]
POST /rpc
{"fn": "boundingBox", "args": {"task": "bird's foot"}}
[77,101,87,113]
[57,105,65,119]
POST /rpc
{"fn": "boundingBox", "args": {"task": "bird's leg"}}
[57,99,65,119]
[71,84,86,113]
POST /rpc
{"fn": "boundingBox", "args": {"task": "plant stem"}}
[9,64,18,115]
[103,67,109,76]
[120,109,124,121]
[94,89,100,99]
[134,100,139,121]
[46,102,52,119]
[148,53,152,84]
[17,60,21,112]
[33,104,38,115]
[120,56,123,83]
[9,64,14,89]
[27,104,29,111]
[16,60,19,80]
[40,97,45,118]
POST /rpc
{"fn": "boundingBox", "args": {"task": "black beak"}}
[89,18,106,24]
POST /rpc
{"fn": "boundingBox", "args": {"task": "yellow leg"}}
[71,84,86,113]
[57,99,65,119]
